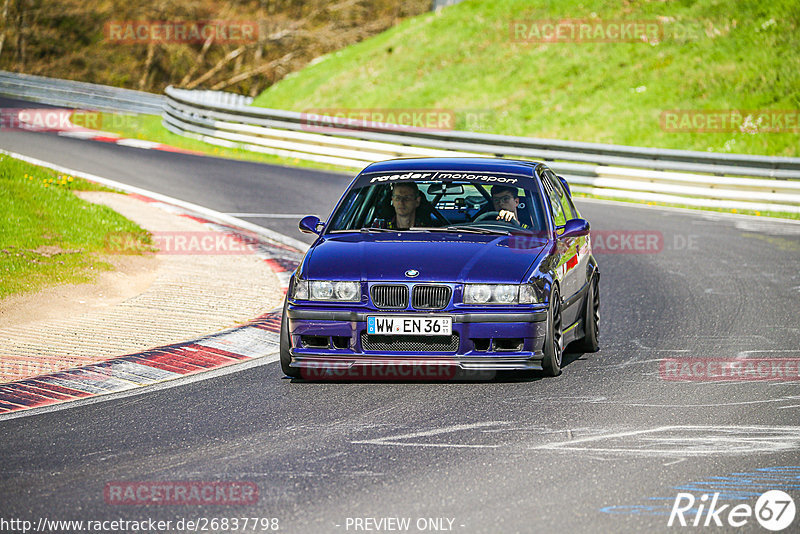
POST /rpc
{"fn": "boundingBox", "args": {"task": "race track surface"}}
[1,118,799,533]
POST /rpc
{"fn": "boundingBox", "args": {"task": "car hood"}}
[303,232,549,283]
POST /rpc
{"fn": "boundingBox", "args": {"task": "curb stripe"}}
[10,383,73,401]
[26,379,93,398]
[58,130,205,155]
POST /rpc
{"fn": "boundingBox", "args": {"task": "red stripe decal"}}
[566,254,579,271]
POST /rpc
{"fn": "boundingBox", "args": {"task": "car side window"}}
[545,170,578,220]
[542,173,567,227]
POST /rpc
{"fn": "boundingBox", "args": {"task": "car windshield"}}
[327,179,546,233]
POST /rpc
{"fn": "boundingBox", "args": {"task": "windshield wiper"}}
[442,225,511,235]
[358,226,510,235]
[359,227,398,233]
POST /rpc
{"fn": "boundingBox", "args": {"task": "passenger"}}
[389,182,430,229]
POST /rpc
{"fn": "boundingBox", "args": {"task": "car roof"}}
[359,157,543,177]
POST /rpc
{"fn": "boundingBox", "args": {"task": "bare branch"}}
[184,46,246,89]
[179,34,215,86]
[210,52,294,91]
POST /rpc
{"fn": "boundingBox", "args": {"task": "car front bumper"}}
[285,306,548,377]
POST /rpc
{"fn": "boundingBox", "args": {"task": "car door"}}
[540,168,583,326]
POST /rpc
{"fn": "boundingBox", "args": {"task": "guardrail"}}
[0,71,164,114]
[164,86,800,213]
[1,69,797,214]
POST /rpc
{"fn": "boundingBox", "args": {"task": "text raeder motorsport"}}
[368,172,520,184]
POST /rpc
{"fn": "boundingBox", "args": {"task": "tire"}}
[541,289,563,377]
[280,303,302,378]
[574,275,600,353]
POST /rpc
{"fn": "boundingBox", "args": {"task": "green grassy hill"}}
[252,0,800,157]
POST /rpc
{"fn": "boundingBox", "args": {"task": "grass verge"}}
[253,0,800,158]
[0,154,151,299]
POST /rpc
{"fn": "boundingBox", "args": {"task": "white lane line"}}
[735,349,800,359]
[531,425,800,456]
[352,421,509,448]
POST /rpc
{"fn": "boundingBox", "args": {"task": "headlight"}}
[294,280,360,302]
[463,283,539,304]
[464,284,492,303]
[333,281,359,301]
[493,284,518,303]
[310,280,334,300]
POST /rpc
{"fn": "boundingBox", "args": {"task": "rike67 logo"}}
[669,490,796,531]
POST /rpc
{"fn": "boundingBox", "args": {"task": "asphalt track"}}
[1,104,800,533]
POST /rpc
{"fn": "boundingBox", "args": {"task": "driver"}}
[389,182,430,229]
[490,185,526,226]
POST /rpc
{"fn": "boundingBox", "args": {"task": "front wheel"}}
[541,289,563,377]
[280,303,301,378]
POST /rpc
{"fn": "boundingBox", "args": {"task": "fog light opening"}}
[301,335,330,348]
[472,338,491,352]
[493,338,524,352]
[332,336,350,349]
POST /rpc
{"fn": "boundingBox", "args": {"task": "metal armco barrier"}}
[0,71,164,114]
[1,70,798,214]
[164,86,800,213]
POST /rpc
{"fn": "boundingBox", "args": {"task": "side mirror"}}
[558,176,571,196]
[299,215,324,235]
[560,218,590,239]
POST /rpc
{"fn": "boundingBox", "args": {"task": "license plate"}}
[367,315,452,336]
